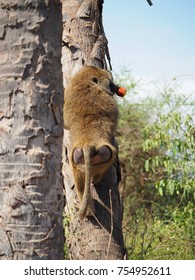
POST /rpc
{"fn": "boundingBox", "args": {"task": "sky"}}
[103,0,195,95]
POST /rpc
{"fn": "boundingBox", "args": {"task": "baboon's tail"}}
[78,144,93,220]
[78,143,116,220]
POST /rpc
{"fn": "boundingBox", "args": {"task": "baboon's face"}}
[89,69,119,96]
[76,66,118,96]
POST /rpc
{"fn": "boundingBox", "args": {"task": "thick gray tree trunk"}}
[62,0,125,260]
[0,0,64,259]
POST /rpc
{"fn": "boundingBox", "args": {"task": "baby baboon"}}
[64,66,126,220]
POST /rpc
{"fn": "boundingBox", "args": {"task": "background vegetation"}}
[115,68,195,259]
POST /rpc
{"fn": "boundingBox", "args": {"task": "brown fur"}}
[64,66,119,220]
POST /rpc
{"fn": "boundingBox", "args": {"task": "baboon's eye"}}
[92,77,98,83]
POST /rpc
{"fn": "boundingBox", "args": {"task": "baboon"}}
[64,66,126,220]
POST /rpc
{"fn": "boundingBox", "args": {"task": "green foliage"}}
[63,213,70,260]
[143,97,195,223]
[124,209,194,260]
[115,69,195,259]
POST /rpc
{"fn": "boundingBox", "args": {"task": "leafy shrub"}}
[115,69,195,259]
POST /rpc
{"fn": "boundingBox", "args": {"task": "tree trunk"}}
[0,0,64,259]
[62,0,125,260]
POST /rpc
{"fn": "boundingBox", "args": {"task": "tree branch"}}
[146,0,153,6]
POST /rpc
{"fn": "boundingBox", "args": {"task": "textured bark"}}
[0,0,64,259]
[62,0,125,260]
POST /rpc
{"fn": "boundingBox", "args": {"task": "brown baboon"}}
[64,66,126,220]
